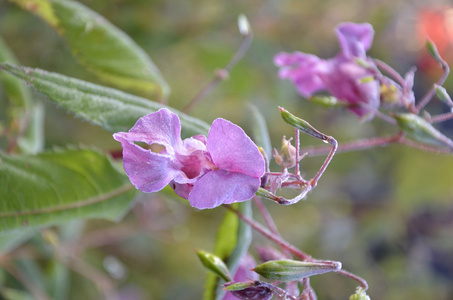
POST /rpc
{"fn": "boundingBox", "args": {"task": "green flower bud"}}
[350,288,371,300]
[196,250,232,282]
[435,84,453,107]
[279,107,326,141]
[394,113,453,149]
[256,188,283,203]
[253,259,341,281]
[426,39,443,64]
[308,96,348,108]
[224,281,256,291]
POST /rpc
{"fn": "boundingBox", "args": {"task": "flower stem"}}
[223,204,312,261]
[301,134,402,157]
[335,269,369,291]
[415,53,450,113]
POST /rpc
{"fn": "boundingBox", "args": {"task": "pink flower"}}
[113,108,265,209]
[274,22,380,120]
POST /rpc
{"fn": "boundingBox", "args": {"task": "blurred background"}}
[1,0,453,299]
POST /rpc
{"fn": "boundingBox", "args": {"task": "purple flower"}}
[274,22,380,120]
[113,108,265,209]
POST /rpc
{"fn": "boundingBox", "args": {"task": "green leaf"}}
[0,37,31,108]
[0,148,137,234]
[249,104,272,158]
[0,37,43,154]
[0,63,210,138]
[9,0,169,100]
[203,201,252,300]
[0,228,36,252]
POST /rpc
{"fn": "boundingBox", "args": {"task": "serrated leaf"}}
[0,63,209,138]
[0,148,137,233]
[0,37,31,108]
[9,0,169,100]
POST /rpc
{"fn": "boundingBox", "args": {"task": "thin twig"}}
[335,269,369,291]
[430,112,453,124]
[415,56,450,113]
[301,134,402,157]
[182,23,253,113]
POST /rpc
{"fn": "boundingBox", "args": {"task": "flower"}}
[274,22,380,120]
[113,108,265,209]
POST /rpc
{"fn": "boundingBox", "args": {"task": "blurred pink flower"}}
[275,22,380,120]
[113,108,265,209]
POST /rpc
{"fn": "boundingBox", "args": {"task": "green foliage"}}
[0,148,136,235]
[203,202,252,300]
[0,63,210,138]
[8,0,169,100]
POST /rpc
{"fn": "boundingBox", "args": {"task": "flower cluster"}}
[113,108,265,209]
[275,22,408,120]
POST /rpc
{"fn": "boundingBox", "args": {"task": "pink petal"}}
[115,108,182,152]
[114,137,177,192]
[336,23,374,59]
[207,119,264,178]
[188,170,261,209]
[274,52,327,96]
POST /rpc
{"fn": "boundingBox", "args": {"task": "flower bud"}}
[394,113,453,150]
[238,14,251,36]
[279,107,326,141]
[426,39,443,64]
[253,259,341,281]
[255,188,284,204]
[196,250,232,282]
[308,96,348,108]
[224,281,273,300]
[435,84,453,108]
[349,288,371,300]
[274,137,296,169]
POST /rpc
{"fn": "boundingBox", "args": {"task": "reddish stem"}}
[223,204,312,261]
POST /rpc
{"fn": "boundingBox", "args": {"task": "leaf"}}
[9,0,169,100]
[0,228,36,252]
[203,201,252,300]
[249,104,272,158]
[0,148,137,234]
[0,37,31,108]
[0,37,43,154]
[0,63,210,138]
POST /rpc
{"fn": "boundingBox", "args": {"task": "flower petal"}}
[336,23,374,59]
[114,108,182,152]
[207,119,265,178]
[274,52,327,97]
[320,59,380,118]
[113,136,177,192]
[188,170,261,209]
